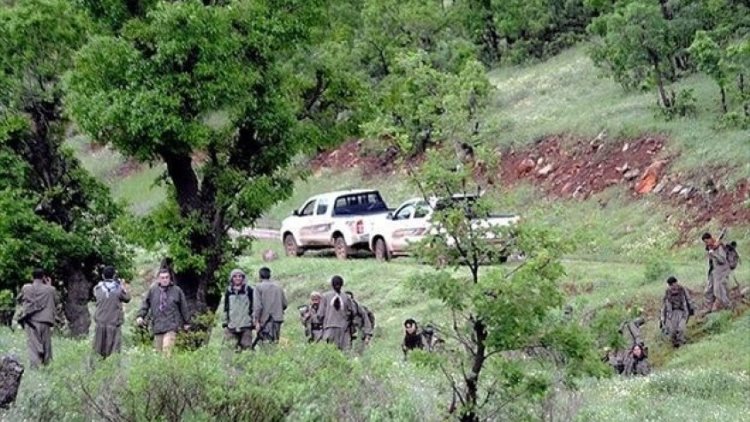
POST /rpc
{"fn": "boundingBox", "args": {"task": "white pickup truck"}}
[368,194,520,261]
[280,189,392,259]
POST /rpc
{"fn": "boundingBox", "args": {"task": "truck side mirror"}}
[386,212,393,220]
[292,210,300,216]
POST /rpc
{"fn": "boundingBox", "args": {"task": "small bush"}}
[642,255,674,285]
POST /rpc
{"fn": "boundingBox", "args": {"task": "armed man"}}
[345,291,373,354]
[701,232,734,313]
[17,269,60,368]
[300,291,323,342]
[252,267,287,344]
[660,276,692,348]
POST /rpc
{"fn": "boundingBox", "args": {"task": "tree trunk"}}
[650,53,671,110]
[720,85,727,114]
[63,265,91,337]
[739,73,749,117]
[160,149,224,316]
[461,319,487,422]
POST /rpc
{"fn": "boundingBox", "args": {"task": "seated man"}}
[401,319,424,358]
[622,344,650,376]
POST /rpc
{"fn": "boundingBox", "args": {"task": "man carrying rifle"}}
[253,267,287,345]
[17,269,60,368]
[701,232,732,313]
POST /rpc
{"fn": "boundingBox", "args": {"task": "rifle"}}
[251,315,273,349]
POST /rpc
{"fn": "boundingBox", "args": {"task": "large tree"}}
[66,0,360,315]
[0,0,132,335]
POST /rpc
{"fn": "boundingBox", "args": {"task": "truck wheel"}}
[374,238,389,262]
[283,234,303,257]
[333,236,350,260]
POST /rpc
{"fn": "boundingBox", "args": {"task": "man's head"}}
[632,344,644,358]
[423,324,435,335]
[157,268,171,287]
[404,318,418,334]
[345,290,354,299]
[103,265,116,280]
[32,268,45,281]
[230,269,246,286]
[702,232,715,248]
[667,276,678,286]
[310,291,322,305]
[259,267,271,280]
[331,275,344,292]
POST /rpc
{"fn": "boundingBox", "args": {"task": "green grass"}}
[485,45,750,180]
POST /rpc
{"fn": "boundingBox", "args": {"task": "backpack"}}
[725,241,740,270]
[366,307,375,329]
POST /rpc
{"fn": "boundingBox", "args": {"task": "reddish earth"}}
[312,136,750,237]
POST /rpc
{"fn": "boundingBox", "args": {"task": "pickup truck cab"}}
[280,189,392,259]
[369,194,520,261]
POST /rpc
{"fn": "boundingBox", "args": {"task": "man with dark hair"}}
[622,344,650,376]
[136,268,191,356]
[17,269,60,368]
[401,318,424,359]
[253,267,287,344]
[92,266,131,358]
[660,276,691,348]
[701,232,732,312]
[223,269,254,351]
[317,275,354,351]
[345,291,373,353]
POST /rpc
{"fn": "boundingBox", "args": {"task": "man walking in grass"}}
[660,276,692,348]
[701,232,732,313]
[223,268,254,351]
[136,268,191,356]
[17,269,60,368]
[92,266,131,358]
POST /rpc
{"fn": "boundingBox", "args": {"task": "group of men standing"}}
[299,275,374,352]
[221,267,288,351]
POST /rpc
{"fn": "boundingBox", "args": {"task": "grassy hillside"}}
[485,46,750,179]
[45,43,749,421]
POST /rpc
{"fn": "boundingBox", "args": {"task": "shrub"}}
[642,255,674,285]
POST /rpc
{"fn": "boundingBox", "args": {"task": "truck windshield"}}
[332,192,388,216]
[434,196,485,219]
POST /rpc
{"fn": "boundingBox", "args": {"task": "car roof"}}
[308,189,381,202]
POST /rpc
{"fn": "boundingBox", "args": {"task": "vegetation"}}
[0,0,132,335]
[0,0,748,420]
